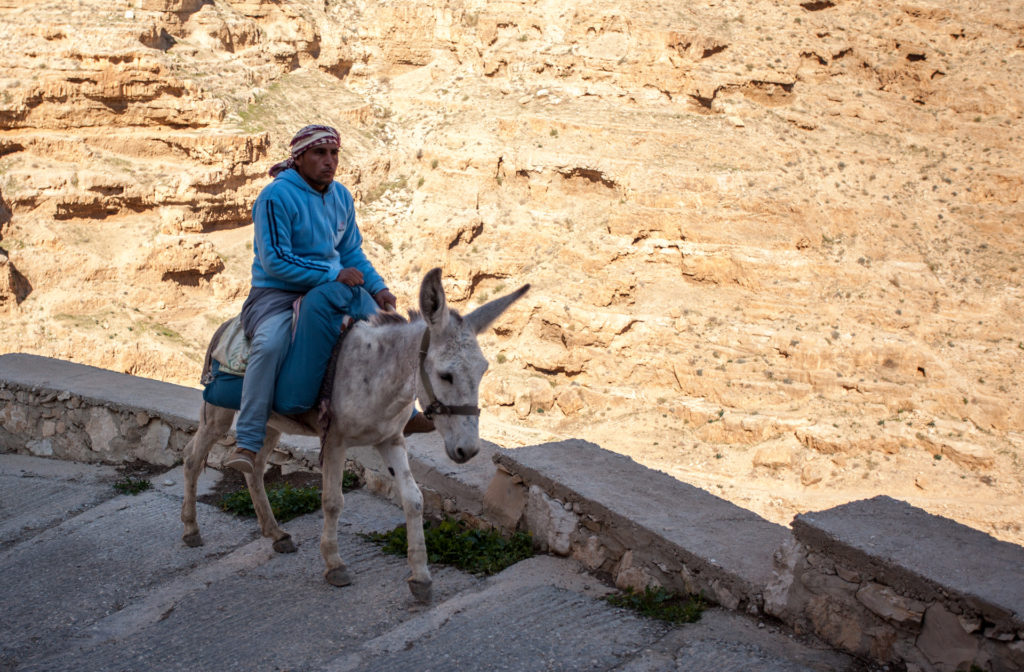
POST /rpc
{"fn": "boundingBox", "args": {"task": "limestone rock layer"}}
[1,0,1022,545]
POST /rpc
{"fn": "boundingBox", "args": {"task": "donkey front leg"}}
[319,439,351,587]
[181,403,236,547]
[245,428,297,553]
[378,439,432,603]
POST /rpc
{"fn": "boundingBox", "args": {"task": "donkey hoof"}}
[408,578,432,604]
[272,536,297,554]
[325,565,352,587]
[182,532,204,548]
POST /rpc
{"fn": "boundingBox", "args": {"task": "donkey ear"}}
[419,267,449,332]
[465,283,530,334]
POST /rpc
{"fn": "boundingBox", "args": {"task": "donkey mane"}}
[366,307,464,328]
[367,310,415,327]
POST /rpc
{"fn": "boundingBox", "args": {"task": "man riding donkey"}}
[220,124,432,475]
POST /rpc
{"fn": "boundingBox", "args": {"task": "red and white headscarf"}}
[268,124,341,177]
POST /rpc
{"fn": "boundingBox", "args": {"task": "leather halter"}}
[418,329,481,420]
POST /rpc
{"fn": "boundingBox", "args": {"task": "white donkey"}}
[181,268,529,602]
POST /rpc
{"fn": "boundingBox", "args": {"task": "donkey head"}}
[417,268,530,464]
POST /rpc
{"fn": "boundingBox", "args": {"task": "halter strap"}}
[418,329,480,420]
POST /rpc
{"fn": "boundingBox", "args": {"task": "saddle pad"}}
[210,315,250,377]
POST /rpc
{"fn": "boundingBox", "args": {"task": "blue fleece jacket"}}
[250,168,387,295]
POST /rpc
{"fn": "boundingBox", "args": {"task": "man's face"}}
[293,142,339,192]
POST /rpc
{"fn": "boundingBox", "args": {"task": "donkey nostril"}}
[455,447,466,461]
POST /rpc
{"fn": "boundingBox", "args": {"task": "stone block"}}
[711,578,741,610]
[856,582,926,626]
[86,407,119,455]
[362,469,396,502]
[958,613,982,634]
[835,565,861,583]
[0,404,30,434]
[916,603,979,672]
[574,534,606,571]
[806,592,880,658]
[524,485,577,556]
[482,468,527,531]
[983,625,1015,641]
[764,537,804,620]
[987,640,1024,671]
[136,421,174,466]
[420,487,443,517]
[27,438,53,457]
[800,568,858,598]
[614,550,657,592]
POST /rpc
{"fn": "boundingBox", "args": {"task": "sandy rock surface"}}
[1,0,1022,545]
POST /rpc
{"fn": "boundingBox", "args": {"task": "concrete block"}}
[494,440,788,609]
[793,496,1024,634]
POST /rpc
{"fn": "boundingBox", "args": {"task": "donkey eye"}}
[439,372,454,384]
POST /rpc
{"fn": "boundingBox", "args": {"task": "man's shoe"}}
[403,413,435,436]
[223,449,255,474]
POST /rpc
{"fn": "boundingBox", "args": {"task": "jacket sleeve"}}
[335,186,388,296]
[253,195,338,289]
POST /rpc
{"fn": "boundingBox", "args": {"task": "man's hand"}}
[336,267,363,286]
[373,288,397,312]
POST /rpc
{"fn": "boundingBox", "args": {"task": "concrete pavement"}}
[0,453,869,672]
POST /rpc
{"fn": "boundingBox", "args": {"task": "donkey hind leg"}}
[244,427,296,553]
[320,438,352,587]
[181,402,236,547]
[378,438,432,603]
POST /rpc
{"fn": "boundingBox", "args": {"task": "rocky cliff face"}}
[1,0,1022,544]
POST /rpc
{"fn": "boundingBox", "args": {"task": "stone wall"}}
[482,445,1024,672]
[483,441,788,616]
[0,357,200,467]
[764,498,1024,672]
[1,353,1022,672]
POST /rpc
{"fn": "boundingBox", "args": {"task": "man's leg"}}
[273,283,379,415]
[225,309,293,474]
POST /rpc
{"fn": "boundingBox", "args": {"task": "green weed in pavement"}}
[364,517,533,576]
[113,476,151,495]
[604,586,705,624]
